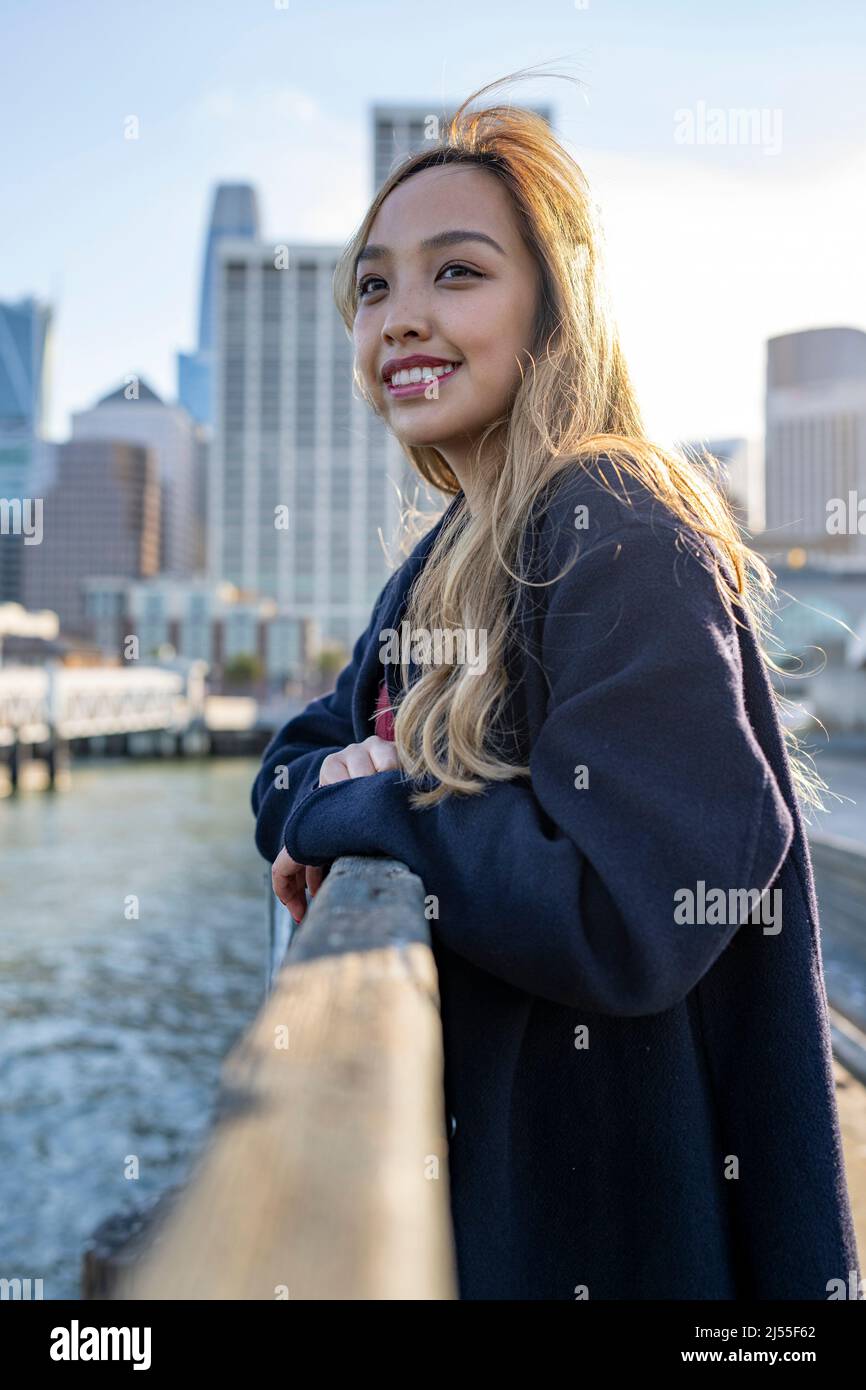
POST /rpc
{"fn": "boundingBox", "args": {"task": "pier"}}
[0,661,274,790]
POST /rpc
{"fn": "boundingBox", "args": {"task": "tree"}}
[316,644,348,681]
[223,653,264,688]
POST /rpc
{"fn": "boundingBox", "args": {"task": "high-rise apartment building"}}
[210,241,407,652]
[22,440,160,635]
[0,296,52,603]
[765,327,866,558]
[372,102,552,190]
[72,379,200,576]
[178,183,260,427]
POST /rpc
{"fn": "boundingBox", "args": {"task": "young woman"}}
[251,75,860,1300]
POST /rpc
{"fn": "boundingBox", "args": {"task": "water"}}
[0,756,267,1299]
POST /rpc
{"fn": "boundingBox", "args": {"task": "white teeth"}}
[388,363,459,387]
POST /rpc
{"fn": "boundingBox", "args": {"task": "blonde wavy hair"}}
[333,68,827,815]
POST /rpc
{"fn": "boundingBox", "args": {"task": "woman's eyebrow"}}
[355,229,506,271]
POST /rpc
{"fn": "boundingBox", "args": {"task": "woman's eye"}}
[357,276,386,298]
[357,264,481,299]
[438,263,481,282]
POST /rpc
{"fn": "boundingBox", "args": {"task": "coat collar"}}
[351,491,463,735]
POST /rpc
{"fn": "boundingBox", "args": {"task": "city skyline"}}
[2,0,865,446]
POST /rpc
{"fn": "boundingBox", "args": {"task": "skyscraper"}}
[372,101,553,191]
[22,439,160,636]
[178,183,261,426]
[0,296,52,603]
[210,240,400,652]
[71,379,200,577]
[765,327,866,558]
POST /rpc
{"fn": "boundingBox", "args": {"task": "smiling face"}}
[353,164,541,476]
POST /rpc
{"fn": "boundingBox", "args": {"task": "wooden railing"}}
[809,831,866,1085]
[115,856,458,1300]
[810,832,866,962]
[103,831,866,1299]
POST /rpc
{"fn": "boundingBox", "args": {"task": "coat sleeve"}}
[251,577,395,864]
[281,516,795,1015]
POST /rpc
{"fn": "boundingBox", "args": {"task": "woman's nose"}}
[382,301,432,345]
[383,322,427,344]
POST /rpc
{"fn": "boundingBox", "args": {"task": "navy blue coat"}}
[251,462,860,1300]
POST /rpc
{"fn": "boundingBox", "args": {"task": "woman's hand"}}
[271,849,325,924]
[318,734,400,785]
[272,736,401,922]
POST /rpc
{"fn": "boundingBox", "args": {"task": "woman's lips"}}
[385,362,463,399]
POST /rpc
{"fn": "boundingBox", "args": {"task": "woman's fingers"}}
[341,742,379,778]
[319,750,352,785]
[365,735,401,772]
[319,736,400,786]
[319,743,373,783]
[272,847,309,923]
[273,852,328,922]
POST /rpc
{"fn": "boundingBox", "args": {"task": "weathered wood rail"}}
[810,831,866,1085]
[810,832,866,965]
[114,856,458,1300]
[94,830,866,1299]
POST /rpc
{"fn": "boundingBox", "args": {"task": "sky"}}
[2,0,865,447]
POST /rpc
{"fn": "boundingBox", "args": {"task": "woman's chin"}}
[387,405,478,450]
[395,432,446,451]
[389,417,460,450]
